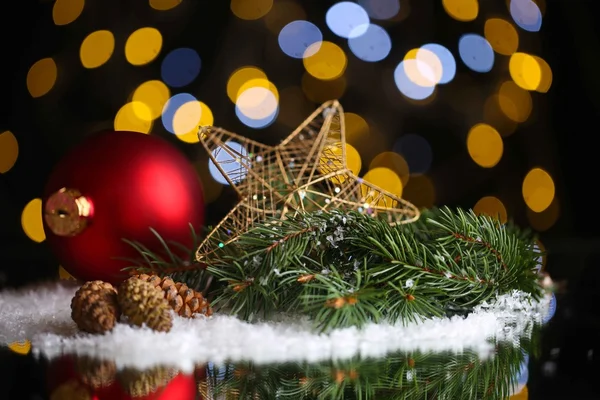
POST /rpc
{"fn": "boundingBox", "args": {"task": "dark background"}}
[1,0,599,398]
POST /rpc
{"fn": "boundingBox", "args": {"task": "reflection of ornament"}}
[136,274,212,318]
[71,281,120,334]
[118,277,173,332]
[50,380,91,400]
[43,130,205,284]
[195,100,419,260]
[76,356,117,389]
[117,366,178,397]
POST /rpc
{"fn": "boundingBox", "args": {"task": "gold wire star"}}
[195,100,420,261]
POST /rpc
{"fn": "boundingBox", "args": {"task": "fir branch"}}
[203,207,543,331]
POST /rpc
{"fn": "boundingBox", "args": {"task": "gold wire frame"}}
[195,100,420,261]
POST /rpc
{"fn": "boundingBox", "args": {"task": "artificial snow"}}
[0,281,550,373]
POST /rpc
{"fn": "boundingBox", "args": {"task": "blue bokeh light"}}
[458,34,495,73]
[358,0,400,20]
[393,61,435,101]
[161,93,196,134]
[326,1,370,39]
[420,43,456,84]
[236,105,279,129]
[278,20,323,59]
[348,23,391,62]
[160,48,201,88]
[510,0,542,32]
[393,133,433,175]
[208,140,248,185]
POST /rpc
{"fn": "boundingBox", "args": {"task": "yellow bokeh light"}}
[301,72,346,103]
[231,0,273,20]
[236,78,280,105]
[509,385,528,400]
[483,94,518,137]
[80,30,115,69]
[53,0,85,26]
[509,52,542,91]
[21,199,46,243]
[132,80,171,120]
[532,55,552,93]
[236,85,279,120]
[403,175,436,209]
[344,113,370,144]
[172,101,214,142]
[227,66,268,103]
[345,144,362,176]
[59,265,77,280]
[8,341,31,355]
[369,152,410,186]
[125,27,163,66]
[361,167,403,207]
[527,197,559,232]
[484,18,519,56]
[27,58,58,98]
[403,49,441,87]
[498,80,532,123]
[473,196,507,224]
[0,131,19,173]
[467,124,504,168]
[522,167,555,212]
[149,0,182,11]
[303,41,347,81]
[176,102,214,144]
[264,1,306,33]
[114,102,153,134]
[442,0,479,22]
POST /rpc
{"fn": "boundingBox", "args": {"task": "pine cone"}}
[75,356,116,389]
[117,366,178,397]
[118,276,173,332]
[71,281,120,334]
[136,273,212,318]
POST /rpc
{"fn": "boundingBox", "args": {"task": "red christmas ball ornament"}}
[43,130,204,284]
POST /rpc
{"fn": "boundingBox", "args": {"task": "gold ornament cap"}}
[44,188,94,237]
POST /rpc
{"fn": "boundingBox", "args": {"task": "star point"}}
[196,100,420,261]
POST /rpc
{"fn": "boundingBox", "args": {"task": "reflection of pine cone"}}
[71,281,120,334]
[117,366,178,397]
[76,356,116,389]
[136,274,212,318]
[118,277,173,332]
[50,380,90,400]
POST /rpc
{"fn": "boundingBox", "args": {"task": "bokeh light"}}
[0,131,19,174]
[236,85,279,129]
[483,94,518,137]
[80,30,115,69]
[345,113,370,143]
[348,24,392,62]
[403,175,436,208]
[484,18,519,56]
[125,27,163,66]
[420,43,456,84]
[231,0,273,20]
[370,151,410,186]
[498,80,532,123]
[532,55,552,92]
[326,2,370,39]
[21,199,46,243]
[404,48,443,86]
[362,167,403,203]
[442,0,479,22]
[527,196,559,231]
[473,196,508,224]
[173,100,214,143]
[149,0,182,11]
[522,167,555,212]
[303,41,347,81]
[27,58,58,98]
[509,52,542,91]
[345,144,362,175]
[302,73,347,103]
[227,66,267,103]
[459,34,495,73]
[467,123,504,168]
[509,0,542,32]
[161,48,201,87]
[394,60,436,100]
[358,0,400,20]
[264,1,307,34]
[114,102,153,133]
[8,341,31,355]
[132,80,171,120]
[278,20,323,59]
[161,93,196,133]
[393,134,433,174]
[208,141,248,185]
[59,265,76,280]
[53,0,85,26]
